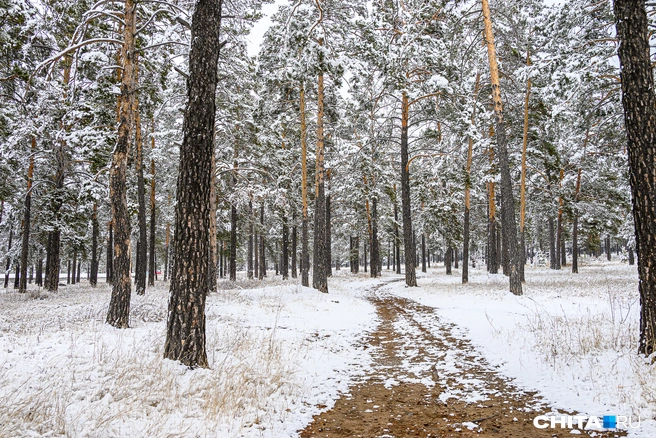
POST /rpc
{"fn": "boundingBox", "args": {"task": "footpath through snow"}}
[0,262,652,437]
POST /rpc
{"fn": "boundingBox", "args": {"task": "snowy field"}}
[392,261,654,436]
[1,261,653,437]
[0,275,377,437]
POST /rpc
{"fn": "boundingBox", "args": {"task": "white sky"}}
[247,0,566,58]
[247,1,287,57]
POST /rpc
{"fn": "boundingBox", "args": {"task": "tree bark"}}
[134,68,147,295]
[371,198,380,277]
[259,204,266,279]
[19,136,35,293]
[106,222,113,284]
[90,204,99,286]
[463,73,480,284]
[72,249,77,285]
[312,68,328,293]
[229,204,237,281]
[300,84,309,287]
[164,0,222,368]
[445,245,452,275]
[36,252,43,287]
[519,52,530,283]
[149,126,156,287]
[482,0,522,295]
[614,0,656,347]
[549,216,558,269]
[400,93,417,286]
[4,223,12,289]
[106,0,136,327]
[164,222,169,281]
[254,229,259,279]
[326,192,332,277]
[394,189,401,275]
[487,177,498,274]
[248,201,254,279]
[209,154,217,291]
[282,214,289,279]
[291,214,297,278]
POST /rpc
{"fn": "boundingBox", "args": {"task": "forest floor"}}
[300,280,625,438]
[0,261,652,437]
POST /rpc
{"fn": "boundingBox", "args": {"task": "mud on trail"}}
[299,282,624,438]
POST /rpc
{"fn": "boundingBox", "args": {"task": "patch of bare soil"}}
[299,284,625,438]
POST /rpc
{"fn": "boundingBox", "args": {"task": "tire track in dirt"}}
[299,281,624,438]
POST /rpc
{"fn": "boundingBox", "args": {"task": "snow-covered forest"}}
[1,0,656,436]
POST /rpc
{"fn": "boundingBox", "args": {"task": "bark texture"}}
[164,0,223,368]
[106,0,136,327]
[19,137,35,293]
[400,93,417,286]
[312,70,328,293]
[482,0,522,295]
[614,0,656,355]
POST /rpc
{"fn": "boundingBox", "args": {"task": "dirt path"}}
[299,283,623,438]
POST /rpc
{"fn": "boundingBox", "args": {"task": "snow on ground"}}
[388,260,655,436]
[0,273,377,437]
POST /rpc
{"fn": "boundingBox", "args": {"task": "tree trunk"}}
[67,260,71,284]
[219,240,224,279]
[229,149,237,282]
[36,253,43,287]
[487,180,498,274]
[282,214,289,279]
[394,186,401,275]
[72,250,77,285]
[371,198,380,277]
[149,127,156,287]
[164,222,169,281]
[13,261,19,289]
[248,201,254,279]
[300,84,310,287]
[134,73,147,296]
[421,233,426,273]
[19,137,35,292]
[572,211,579,273]
[463,74,480,284]
[445,245,452,275]
[482,0,522,295]
[259,204,266,279]
[400,93,417,286]
[519,52,530,283]
[4,223,12,289]
[606,235,612,261]
[164,0,222,368]
[326,192,332,277]
[291,216,297,279]
[90,204,99,286]
[561,231,567,266]
[615,0,656,353]
[106,0,137,327]
[134,111,147,285]
[208,155,218,290]
[254,229,259,280]
[312,68,328,293]
[556,204,564,268]
[106,222,113,284]
[549,216,558,269]
[77,260,81,283]
[229,204,237,281]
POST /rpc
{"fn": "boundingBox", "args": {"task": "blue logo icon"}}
[603,416,617,429]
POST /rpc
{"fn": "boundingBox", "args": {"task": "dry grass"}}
[0,283,309,437]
